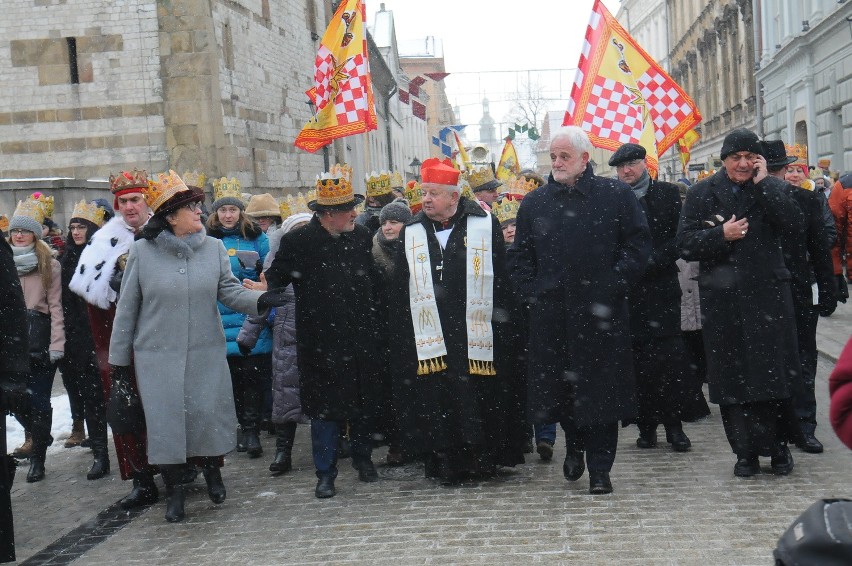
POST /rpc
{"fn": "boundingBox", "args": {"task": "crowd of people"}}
[1,125,852,538]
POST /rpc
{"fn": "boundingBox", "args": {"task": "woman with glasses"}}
[109,172,267,523]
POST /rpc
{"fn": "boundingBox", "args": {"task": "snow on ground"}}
[6,393,76,454]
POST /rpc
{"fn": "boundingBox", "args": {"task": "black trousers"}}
[792,303,819,433]
[227,354,272,430]
[59,350,104,427]
[560,418,619,472]
[720,399,803,458]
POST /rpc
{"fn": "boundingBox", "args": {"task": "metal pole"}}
[753,0,763,137]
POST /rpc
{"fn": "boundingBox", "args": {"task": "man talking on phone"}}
[677,128,805,478]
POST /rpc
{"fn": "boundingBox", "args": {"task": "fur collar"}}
[68,216,136,309]
[153,228,207,258]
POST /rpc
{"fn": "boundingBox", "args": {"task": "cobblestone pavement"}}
[9,309,852,565]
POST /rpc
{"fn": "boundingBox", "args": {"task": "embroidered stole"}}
[405,214,495,376]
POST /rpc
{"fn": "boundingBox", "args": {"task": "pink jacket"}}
[19,258,65,353]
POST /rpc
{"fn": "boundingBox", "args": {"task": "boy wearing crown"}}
[356,170,396,234]
[69,169,159,509]
[258,165,384,499]
[384,158,526,485]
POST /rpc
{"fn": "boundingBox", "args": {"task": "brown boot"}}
[13,432,33,459]
[64,419,87,448]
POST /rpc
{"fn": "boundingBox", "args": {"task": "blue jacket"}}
[209,223,272,356]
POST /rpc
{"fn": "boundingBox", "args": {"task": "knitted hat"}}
[720,129,763,161]
[212,177,245,211]
[9,196,46,235]
[245,193,281,219]
[379,200,412,225]
[280,212,313,234]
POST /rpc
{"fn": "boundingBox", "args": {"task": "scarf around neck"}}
[631,170,651,200]
[12,243,38,275]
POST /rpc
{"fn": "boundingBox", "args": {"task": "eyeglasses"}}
[183,202,201,212]
[9,229,29,235]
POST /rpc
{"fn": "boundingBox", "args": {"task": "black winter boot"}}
[161,465,186,523]
[269,423,296,474]
[242,386,263,458]
[85,407,110,480]
[201,461,226,504]
[119,469,159,509]
[26,408,52,483]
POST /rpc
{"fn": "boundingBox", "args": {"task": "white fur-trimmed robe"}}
[69,216,136,309]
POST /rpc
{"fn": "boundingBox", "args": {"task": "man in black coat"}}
[509,127,651,494]
[610,143,708,453]
[762,139,836,454]
[262,171,383,499]
[0,236,29,563]
[677,128,805,478]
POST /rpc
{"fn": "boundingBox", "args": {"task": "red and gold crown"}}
[404,180,422,214]
[70,199,106,227]
[493,197,521,226]
[785,143,808,166]
[503,175,537,196]
[145,170,192,214]
[0,215,7,233]
[390,171,404,189]
[109,169,149,194]
[365,170,392,198]
[313,164,356,207]
[30,192,55,218]
[181,171,207,189]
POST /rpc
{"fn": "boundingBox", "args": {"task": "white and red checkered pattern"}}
[332,53,369,125]
[638,68,695,144]
[581,76,644,144]
[312,45,335,111]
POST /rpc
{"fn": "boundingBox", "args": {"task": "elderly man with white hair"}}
[387,158,526,485]
[508,126,651,494]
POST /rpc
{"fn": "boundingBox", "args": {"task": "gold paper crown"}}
[110,169,149,194]
[459,177,474,199]
[31,193,54,218]
[504,175,537,196]
[785,143,808,165]
[404,181,422,213]
[0,215,7,233]
[464,166,498,190]
[212,177,243,202]
[284,190,316,217]
[145,170,190,213]
[70,199,106,227]
[365,170,392,198]
[314,164,353,206]
[13,197,46,225]
[181,171,207,189]
[390,171,404,189]
[279,201,292,219]
[493,198,521,226]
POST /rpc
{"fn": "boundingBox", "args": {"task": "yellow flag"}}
[453,131,470,171]
[496,139,520,180]
[678,129,700,176]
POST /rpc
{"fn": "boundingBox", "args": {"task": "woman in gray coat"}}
[109,172,264,523]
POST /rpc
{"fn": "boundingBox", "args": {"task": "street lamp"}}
[409,157,422,181]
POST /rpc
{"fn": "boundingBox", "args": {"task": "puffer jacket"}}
[237,284,306,424]
[208,223,272,356]
[828,179,852,277]
[676,258,701,332]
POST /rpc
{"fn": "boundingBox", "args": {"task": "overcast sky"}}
[372,0,623,140]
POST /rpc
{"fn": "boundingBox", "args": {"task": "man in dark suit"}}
[762,139,836,454]
[611,144,709,453]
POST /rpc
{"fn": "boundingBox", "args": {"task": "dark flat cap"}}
[761,140,797,171]
[608,143,646,166]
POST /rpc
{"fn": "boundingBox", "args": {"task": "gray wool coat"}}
[109,228,263,464]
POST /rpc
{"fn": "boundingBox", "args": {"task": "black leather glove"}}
[237,342,252,356]
[819,291,838,317]
[109,268,125,293]
[257,288,289,310]
[109,364,132,390]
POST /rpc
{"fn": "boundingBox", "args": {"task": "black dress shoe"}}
[315,475,336,498]
[352,459,379,482]
[733,457,760,477]
[562,449,585,481]
[666,429,692,452]
[635,434,657,449]
[796,433,824,454]
[588,470,613,494]
[771,445,794,475]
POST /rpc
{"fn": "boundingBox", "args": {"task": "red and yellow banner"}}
[678,129,700,176]
[453,131,470,171]
[563,0,701,175]
[496,139,520,180]
[295,0,377,153]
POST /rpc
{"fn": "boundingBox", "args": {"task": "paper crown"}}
[404,180,422,214]
[464,165,502,192]
[0,215,7,233]
[503,175,538,196]
[365,170,393,198]
[181,171,207,189]
[145,170,191,214]
[212,177,243,203]
[13,197,46,225]
[70,199,106,227]
[817,158,831,169]
[390,171,404,189]
[459,177,473,200]
[282,190,316,218]
[110,169,149,194]
[421,158,460,186]
[493,197,521,226]
[785,143,808,166]
[30,192,54,218]
[313,164,357,208]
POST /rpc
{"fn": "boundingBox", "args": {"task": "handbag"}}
[106,366,147,436]
[26,309,51,363]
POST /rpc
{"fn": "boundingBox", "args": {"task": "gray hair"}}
[550,126,593,154]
